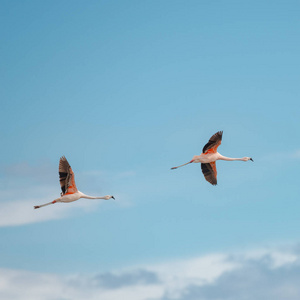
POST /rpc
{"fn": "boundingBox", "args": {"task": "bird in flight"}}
[34,156,115,209]
[171,131,253,185]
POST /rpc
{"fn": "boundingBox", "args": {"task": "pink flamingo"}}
[171,131,253,185]
[34,156,114,209]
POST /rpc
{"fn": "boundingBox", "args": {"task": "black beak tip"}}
[250,158,254,162]
[112,196,115,200]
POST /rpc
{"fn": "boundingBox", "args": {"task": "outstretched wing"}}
[201,162,217,185]
[59,156,78,195]
[202,131,223,154]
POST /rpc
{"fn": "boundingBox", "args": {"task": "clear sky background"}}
[1,1,300,299]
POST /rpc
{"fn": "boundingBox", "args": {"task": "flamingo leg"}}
[34,200,57,209]
[171,160,193,170]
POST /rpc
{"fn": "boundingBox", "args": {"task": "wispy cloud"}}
[0,197,99,227]
[0,162,125,227]
[1,246,300,300]
[292,150,300,159]
[2,161,56,182]
[261,149,300,162]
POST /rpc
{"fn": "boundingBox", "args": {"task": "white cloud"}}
[0,197,99,227]
[146,253,238,298]
[1,246,300,300]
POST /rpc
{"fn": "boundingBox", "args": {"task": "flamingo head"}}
[104,195,115,200]
[242,157,253,162]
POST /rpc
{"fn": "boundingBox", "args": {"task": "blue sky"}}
[1,1,300,299]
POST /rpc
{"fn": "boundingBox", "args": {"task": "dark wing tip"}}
[202,131,223,153]
[201,163,217,185]
[59,156,70,167]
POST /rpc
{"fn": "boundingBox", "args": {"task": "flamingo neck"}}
[217,155,244,161]
[80,193,106,200]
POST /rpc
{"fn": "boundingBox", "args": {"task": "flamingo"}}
[34,156,115,209]
[171,131,253,185]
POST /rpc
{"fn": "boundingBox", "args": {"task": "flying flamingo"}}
[171,131,253,185]
[34,156,115,209]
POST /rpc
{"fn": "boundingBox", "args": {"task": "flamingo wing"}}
[202,131,223,154]
[201,162,217,185]
[59,156,78,195]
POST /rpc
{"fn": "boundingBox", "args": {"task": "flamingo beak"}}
[112,196,115,200]
[250,158,254,162]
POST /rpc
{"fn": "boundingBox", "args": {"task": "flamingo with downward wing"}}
[171,131,253,185]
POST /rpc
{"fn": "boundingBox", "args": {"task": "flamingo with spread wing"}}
[171,131,253,185]
[34,156,114,209]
